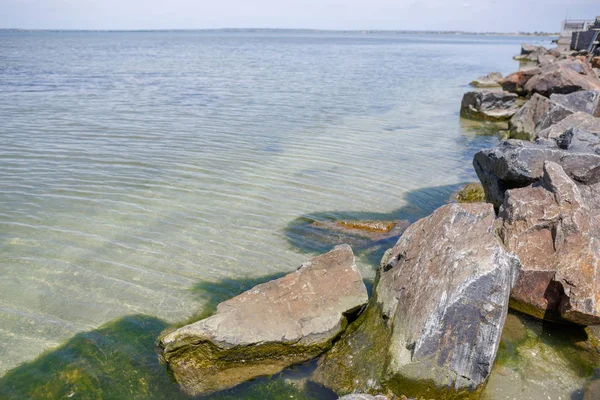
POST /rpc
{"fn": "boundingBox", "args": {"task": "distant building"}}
[568,16,600,53]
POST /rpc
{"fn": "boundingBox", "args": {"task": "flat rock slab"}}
[158,244,368,396]
[312,204,520,398]
[498,161,600,325]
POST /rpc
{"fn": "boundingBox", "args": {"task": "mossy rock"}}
[452,183,486,204]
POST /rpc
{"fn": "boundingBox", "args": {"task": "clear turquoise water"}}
[1,31,576,399]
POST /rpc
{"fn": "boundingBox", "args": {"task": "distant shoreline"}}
[0,28,559,36]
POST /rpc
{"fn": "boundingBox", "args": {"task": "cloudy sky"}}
[1,0,598,32]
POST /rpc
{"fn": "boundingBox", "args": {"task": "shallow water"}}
[0,31,572,398]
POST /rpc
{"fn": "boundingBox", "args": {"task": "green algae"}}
[0,315,186,400]
[453,183,486,203]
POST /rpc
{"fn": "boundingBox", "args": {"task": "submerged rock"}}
[338,395,390,400]
[498,162,600,325]
[460,90,518,121]
[311,220,410,241]
[473,138,600,208]
[508,93,573,140]
[485,311,600,400]
[470,72,503,88]
[312,203,520,398]
[157,245,368,397]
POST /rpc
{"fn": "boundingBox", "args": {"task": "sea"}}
[3,31,592,400]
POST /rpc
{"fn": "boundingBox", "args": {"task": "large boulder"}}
[551,90,600,117]
[470,72,503,88]
[157,245,368,397]
[514,44,550,62]
[473,138,600,208]
[501,67,541,95]
[460,90,519,121]
[498,162,600,325]
[508,93,573,140]
[524,59,600,97]
[311,204,520,398]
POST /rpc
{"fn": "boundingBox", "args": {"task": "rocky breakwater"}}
[474,46,600,326]
[311,203,521,398]
[157,244,368,397]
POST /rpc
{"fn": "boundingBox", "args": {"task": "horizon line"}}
[0,27,560,35]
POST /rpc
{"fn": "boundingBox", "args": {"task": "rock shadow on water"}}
[0,273,342,400]
[0,314,186,400]
[284,183,468,270]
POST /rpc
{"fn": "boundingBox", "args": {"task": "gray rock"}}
[473,139,600,208]
[498,161,600,325]
[537,111,600,140]
[508,93,573,140]
[521,44,545,55]
[157,244,368,396]
[312,204,520,398]
[470,72,504,88]
[551,90,600,117]
[460,90,519,121]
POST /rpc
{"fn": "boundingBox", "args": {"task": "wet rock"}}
[524,59,600,97]
[498,161,600,325]
[312,203,520,398]
[470,72,503,88]
[452,182,485,203]
[584,380,600,400]
[536,111,600,140]
[473,139,600,208]
[311,220,410,242]
[157,245,368,397]
[500,67,541,95]
[460,90,518,121]
[508,93,573,140]
[514,44,550,63]
[551,90,600,117]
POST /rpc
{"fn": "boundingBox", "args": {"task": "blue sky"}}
[1,0,598,32]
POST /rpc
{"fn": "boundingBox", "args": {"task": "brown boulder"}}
[524,59,600,97]
[501,67,541,95]
[498,161,600,325]
[157,245,368,396]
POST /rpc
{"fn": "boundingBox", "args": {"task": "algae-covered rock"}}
[460,90,519,121]
[312,203,521,399]
[157,244,368,397]
[452,182,486,203]
[311,220,410,241]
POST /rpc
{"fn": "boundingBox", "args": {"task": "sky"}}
[0,0,599,32]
